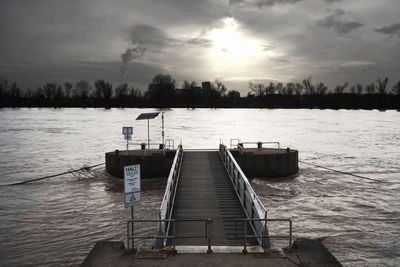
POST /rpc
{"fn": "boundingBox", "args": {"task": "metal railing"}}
[235,141,280,150]
[230,138,241,149]
[219,144,270,248]
[165,139,175,149]
[127,218,213,254]
[156,145,183,248]
[235,218,292,253]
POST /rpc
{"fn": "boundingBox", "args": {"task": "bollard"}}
[257,142,262,149]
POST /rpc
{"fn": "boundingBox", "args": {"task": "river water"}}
[0,108,399,266]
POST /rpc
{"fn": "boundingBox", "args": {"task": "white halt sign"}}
[124,164,141,208]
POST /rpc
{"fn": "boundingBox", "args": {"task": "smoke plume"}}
[120,40,146,82]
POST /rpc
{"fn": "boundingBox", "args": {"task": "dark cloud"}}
[317,9,363,34]
[229,0,245,6]
[1,0,400,91]
[128,25,175,51]
[185,38,213,47]
[374,23,400,39]
[229,0,304,8]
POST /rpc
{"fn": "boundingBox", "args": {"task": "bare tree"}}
[334,82,349,94]
[284,82,295,96]
[275,82,284,95]
[356,83,363,95]
[265,82,275,95]
[393,81,400,95]
[214,80,227,96]
[115,83,129,100]
[64,82,73,99]
[294,83,303,95]
[182,80,197,90]
[94,79,113,102]
[0,77,9,97]
[376,77,389,95]
[55,85,64,100]
[130,86,141,98]
[248,81,265,97]
[302,77,315,95]
[24,88,34,98]
[365,83,376,94]
[74,80,91,99]
[9,82,21,98]
[315,82,328,95]
[148,73,176,107]
[43,83,57,100]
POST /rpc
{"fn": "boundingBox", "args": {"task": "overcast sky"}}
[1,0,399,93]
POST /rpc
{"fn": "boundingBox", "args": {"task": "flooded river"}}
[0,108,399,266]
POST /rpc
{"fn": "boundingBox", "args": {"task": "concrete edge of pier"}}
[81,238,343,267]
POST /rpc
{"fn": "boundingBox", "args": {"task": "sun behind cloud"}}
[208,17,264,73]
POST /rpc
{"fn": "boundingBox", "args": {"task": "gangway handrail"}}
[128,218,213,254]
[236,141,280,150]
[218,144,269,248]
[157,145,183,247]
[235,218,292,253]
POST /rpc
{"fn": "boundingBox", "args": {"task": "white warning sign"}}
[124,191,141,208]
[124,164,141,207]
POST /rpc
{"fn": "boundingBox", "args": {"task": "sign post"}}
[122,127,133,151]
[124,164,140,253]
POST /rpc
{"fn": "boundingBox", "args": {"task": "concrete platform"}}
[81,239,343,267]
[105,149,176,178]
[230,148,298,178]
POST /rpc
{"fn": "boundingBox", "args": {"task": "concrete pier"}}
[230,148,298,178]
[105,149,176,178]
[81,239,342,266]
[105,147,298,179]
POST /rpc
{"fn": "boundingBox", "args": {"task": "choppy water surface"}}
[0,108,399,266]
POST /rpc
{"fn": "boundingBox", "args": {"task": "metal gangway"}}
[127,143,292,253]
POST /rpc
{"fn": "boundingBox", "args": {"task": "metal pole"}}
[127,220,130,252]
[162,112,165,145]
[207,218,213,254]
[147,118,150,149]
[131,206,134,253]
[289,220,292,248]
[243,220,247,254]
[172,220,177,254]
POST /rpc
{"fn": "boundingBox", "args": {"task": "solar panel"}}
[136,112,160,120]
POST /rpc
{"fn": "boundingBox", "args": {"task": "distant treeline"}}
[1,74,399,109]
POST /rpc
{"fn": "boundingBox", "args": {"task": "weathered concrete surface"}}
[81,239,342,267]
[285,239,343,267]
[230,148,298,178]
[105,149,176,178]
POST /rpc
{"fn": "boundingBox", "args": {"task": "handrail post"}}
[242,220,248,254]
[172,219,177,255]
[207,218,213,254]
